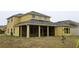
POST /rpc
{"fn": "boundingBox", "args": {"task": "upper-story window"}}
[64,28,70,34]
[11,18,13,22]
[32,15,35,18]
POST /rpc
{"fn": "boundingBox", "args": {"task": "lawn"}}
[0,35,78,48]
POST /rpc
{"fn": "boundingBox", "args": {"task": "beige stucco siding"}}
[55,26,71,36]
[5,17,20,35]
[71,27,79,36]
[13,17,21,25]
[20,15,32,22]
[20,14,50,22]
[34,16,50,21]
[13,27,19,36]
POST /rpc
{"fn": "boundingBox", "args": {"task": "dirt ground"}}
[0,35,78,48]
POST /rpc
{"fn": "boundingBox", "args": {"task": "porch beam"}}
[20,26,22,37]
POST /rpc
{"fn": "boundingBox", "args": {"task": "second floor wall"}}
[7,14,51,27]
[20,14,50,22]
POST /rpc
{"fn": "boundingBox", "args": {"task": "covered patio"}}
[17,19,56,38]
[19,25,55,38]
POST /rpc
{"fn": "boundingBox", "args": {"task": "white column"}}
[27,25,30,38]
[47,26,49,36]
[39,26,41,37]
[20,26,22,37]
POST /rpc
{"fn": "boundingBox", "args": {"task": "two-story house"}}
[5,11,71,38]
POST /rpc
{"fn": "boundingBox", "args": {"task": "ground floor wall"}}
[5,27,13,36]
[5,26,19,36]
[70,27,79,36]
[5,25,71,37]
[13,27,19,36]
[55,26,71,36]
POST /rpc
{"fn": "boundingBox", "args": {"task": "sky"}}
[0,11,79,25]
[0,0,79,25]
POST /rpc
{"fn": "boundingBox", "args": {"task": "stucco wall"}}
[20,15,32,22]
[55,26,71,36]
[34,16,50,21]
[71,27,79,36]
[5,17,20,35]
[13,27,19,36]
[20,14,50,22]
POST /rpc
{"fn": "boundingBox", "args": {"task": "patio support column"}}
[20,26,22,37]
[27,25,30,38]
[38,26,41,37]
[47,26,49,36]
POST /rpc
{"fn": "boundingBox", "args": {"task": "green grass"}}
[0,36,78,48]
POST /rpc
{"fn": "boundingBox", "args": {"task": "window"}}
[32,15,35,18]
[64,28,70,34]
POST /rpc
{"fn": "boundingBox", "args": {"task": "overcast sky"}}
[0,11,79,25]
[0,0,79,25]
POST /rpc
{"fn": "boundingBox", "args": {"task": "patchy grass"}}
[75,36,79,48]
[0,36,78,48]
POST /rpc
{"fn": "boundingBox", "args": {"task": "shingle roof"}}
[7,13,23,19]
[15,19,70,27]
[54,23,70,27]
[55,20,79,27]
[13,13,23,16]
[7,11,51,20]
[25,11,51,17]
